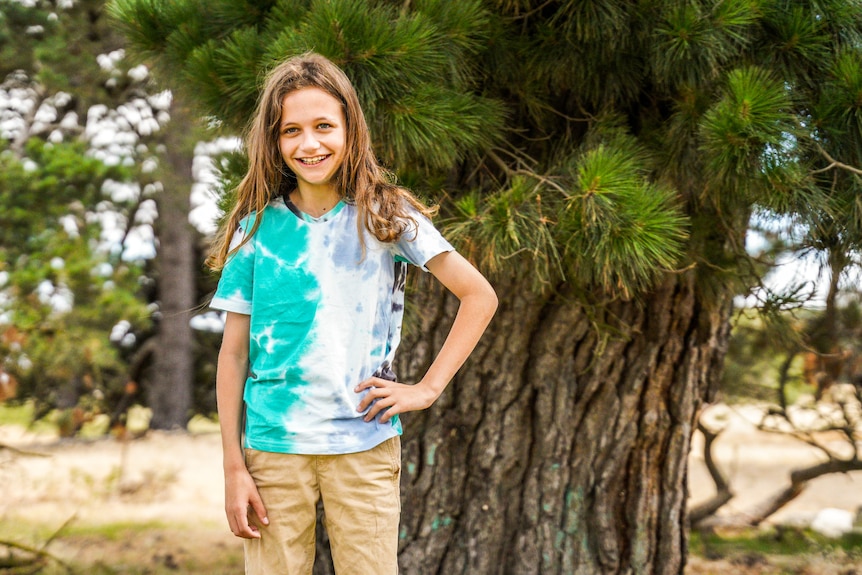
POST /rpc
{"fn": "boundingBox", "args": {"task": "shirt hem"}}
[210,297,252,315]
[416,246,454,272]
[244,427,401,455]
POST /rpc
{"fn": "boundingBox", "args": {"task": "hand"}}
[355,377,440,423]
[224,467,269,539]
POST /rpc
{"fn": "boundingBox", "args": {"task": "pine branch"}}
[812,143,862,176]
[485,149,571,198]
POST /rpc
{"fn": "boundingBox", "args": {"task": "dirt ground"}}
[1,404,861,574]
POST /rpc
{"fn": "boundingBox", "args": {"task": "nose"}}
[300,131,321,152]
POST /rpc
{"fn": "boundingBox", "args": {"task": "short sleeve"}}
[392,207,454,271]
[210,224,255,314]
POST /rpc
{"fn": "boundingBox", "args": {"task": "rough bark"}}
[314,269,733,574]
[147,102,196,430]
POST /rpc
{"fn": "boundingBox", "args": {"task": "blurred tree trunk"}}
[148,100,196,430]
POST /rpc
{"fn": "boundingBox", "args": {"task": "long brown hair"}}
[206,52,434,271]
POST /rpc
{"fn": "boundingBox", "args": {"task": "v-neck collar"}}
[281,193,346,223]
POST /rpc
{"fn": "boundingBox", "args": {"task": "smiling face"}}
[279,86,346,197]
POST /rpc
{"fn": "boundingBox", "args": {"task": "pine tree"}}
[0,0,205,432]
[109,0,862,572]
[0,0,154,431]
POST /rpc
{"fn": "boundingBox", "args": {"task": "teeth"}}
[299,155,326,165]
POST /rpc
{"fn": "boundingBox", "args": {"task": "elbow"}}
[488,284,499,315]
[480,281,499,323]
[460,281,498,327]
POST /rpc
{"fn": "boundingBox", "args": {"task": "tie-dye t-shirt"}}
[210,196,453,455]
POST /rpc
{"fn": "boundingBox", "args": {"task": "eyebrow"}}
[280,115,338,127]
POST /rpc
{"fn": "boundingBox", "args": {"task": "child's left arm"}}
[355,250,497,422]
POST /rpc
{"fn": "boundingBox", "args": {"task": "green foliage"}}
[819,50,862,160]
[700,67,794,192]
[0,0,53,72]
[0,140,151,423]
[0,0,129,103]
[0,0,234,434]
[111,0,506,171]
[444,177,563,289]
[109,0,862,303]
[559,142,689,296]
[652,0,759,89]
[759,3,831,81]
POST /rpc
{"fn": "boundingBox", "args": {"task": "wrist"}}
[223,452,247,473]
[416,378,446,405]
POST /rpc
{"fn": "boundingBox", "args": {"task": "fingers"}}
[354,376,388,394]
[365,396,397,423]
[227,504,261,539]
[354,377,390,412]
[229,507,269,539]
[225,474,269,539]
[249,491,270,530]
[354,377,435,422]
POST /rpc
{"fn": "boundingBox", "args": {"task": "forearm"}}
[216,350,248,472]
[355,251,497,422]
[418,287,497,398]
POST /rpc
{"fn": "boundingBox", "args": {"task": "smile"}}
[297,155,329,165]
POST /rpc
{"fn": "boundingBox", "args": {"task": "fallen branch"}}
[689,420,734,525]
[0,539,73,573]
[0,443,50,457]
[739,458,862,526]
[691,400,862,529]
[0,514,77,574]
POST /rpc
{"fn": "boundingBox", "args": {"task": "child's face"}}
[279,87,346,195]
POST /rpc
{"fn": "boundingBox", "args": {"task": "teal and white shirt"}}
[211,196,453,455]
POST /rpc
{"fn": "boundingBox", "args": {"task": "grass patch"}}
[0,401,34,426]
[0,402,219,438]
[60,520,173,541]
[0,518,242,575]
[691,526,862,560]
[188,413,220,434]
[0,401,57,434]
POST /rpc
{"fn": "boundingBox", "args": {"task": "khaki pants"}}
[243,437,401,575]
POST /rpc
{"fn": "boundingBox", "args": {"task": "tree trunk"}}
[386,270,733,575]
[148,101,196,430]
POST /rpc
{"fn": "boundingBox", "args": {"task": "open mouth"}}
[298,155,329,166]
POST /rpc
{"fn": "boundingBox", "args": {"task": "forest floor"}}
[1,403,861,574]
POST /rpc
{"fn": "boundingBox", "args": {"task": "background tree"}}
[0,138,150,434]
[110,0,862,573]
[144,96,200,430]
[0,0,214,432]
[0,0,153,432]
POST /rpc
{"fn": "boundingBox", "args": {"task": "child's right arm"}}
[217,311,269,538]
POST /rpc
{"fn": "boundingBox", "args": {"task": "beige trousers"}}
[243,437,401,575]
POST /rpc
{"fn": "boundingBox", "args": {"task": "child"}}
[208,52,497,575]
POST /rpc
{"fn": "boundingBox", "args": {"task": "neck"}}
[290,185,341,218]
